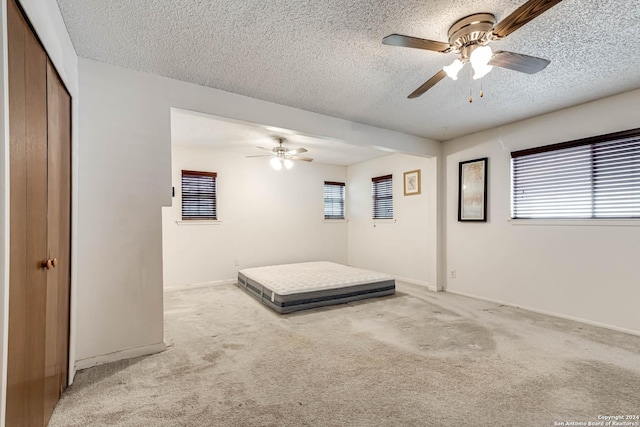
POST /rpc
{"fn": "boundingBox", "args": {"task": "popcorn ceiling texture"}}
[56,0,640,140]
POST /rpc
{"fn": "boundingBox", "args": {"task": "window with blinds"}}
[372,174,393,219]
[181,170,217,220]
[324,181,345,219]
[511,128,640,219]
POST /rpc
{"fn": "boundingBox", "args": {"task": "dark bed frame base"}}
[236,272,395,314]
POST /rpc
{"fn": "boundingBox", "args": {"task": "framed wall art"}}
[403,169,421,196]
[458,158,487,222]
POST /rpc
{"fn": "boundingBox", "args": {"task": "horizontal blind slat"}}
[512,128,640,219]
[372,175,393,219]
[324,181,345,219]
[182,170,217,220]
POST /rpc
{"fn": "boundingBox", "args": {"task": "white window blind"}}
[511,128,640,219]
[372,174,393,219]
[324,181,345,219]
[181,170,217,220]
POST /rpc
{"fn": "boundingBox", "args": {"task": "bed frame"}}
[236,262,395,314]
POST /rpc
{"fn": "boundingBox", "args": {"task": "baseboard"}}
[394,275,438,293]
[75,341,168,371]
[164,278,236,293]
[446,288,640,337]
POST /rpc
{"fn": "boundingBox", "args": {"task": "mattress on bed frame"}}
[236,261,395,314]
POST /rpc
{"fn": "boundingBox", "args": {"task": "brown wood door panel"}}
[6,0,28,423]
[44,60,60,421]
[6,0,71,425]
[44,58,60,420]
[24,21,48,427]
[44,60,72,422]
[56,69,72,395]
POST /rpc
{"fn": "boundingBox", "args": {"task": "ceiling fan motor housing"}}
[448,13,496,60]
[273,137,288,159]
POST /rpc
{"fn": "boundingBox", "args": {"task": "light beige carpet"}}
[49,283,640,426]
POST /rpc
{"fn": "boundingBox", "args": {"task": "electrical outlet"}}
[450,270,456,279]
[234,259,239,266]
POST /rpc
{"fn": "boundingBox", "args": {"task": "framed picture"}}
[458,158,488,222]
[403,169,421,196]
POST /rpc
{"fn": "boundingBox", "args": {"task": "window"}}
[181,170,217,220]
[372,174,393,219]
[324,181,345,219]
[511,128,640,219]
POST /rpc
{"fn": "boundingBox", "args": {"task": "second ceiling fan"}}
[383,0,564,98]
[246,136,313,170]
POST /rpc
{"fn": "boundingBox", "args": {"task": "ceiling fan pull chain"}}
[480,79,484,98]
[469,69,473,103]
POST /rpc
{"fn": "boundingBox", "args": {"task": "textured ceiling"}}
[171,108,388,166]
[57,0,640,141]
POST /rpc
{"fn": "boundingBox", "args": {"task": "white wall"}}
[77,58,438,365]
[0,0,78,422]
[163,146,348,288]
[347,153,438,289]
[444,89,640,334]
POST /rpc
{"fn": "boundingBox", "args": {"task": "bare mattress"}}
[236,261,395,313]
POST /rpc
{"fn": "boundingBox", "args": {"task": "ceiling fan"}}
[246,136,313,170]
[383,0,563,99]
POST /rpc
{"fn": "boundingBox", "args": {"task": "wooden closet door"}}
[44,62,71,421]
[43,60,72,423]
[6,0,48,425]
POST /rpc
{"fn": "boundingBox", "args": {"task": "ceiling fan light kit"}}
[469,45,494,79]
[247,136,313,170]
[443,59,464,80]
[382,0,563,99]
[269,157,293,170]
[270,157,283,170]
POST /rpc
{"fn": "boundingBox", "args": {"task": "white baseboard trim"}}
[446,289,640,337]
[75,341,168,371]
[394,276,438,293]
[69,366,76,386]
[164,278,236,293]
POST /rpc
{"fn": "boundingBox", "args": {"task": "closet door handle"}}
[42,258,57,270]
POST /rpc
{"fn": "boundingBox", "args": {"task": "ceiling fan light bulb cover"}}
[270,157,282,170]
[443,59,464,80]
[470,45,492,66]
[472,64,493,80]
[470,45,493,79]
[283,159,294,169]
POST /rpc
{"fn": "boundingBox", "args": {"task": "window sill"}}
[508,218,640,227]
[373,218,396,224]
[176,220,222,226]
[323,219,348,223]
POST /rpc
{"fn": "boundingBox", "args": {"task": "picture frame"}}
[403,169,421,196]
[458,157,488,222]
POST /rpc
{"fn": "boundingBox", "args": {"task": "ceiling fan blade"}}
[408,69,447,99]
[286,147,308,155]
[256,146,275,152]
[490,50,550,74]
[246,155,273,158]
[382,34,450,53]
[289,156,313,162]
[493,0,563,39]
